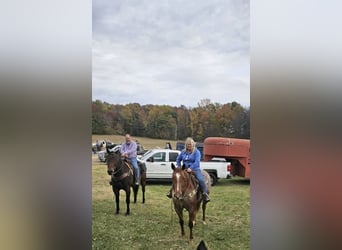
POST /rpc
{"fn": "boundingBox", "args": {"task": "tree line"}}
[92,99,250,142]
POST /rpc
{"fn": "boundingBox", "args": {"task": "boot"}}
[166,189,172,198]
[202,192,210,202]
[135,175,140,185]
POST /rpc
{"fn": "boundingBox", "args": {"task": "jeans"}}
[129,157,139,181]
[192,168,208,194]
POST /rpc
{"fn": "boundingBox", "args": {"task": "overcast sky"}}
[93,0,249,108]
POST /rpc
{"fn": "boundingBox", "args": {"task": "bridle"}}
[173,169,197,200]
[108,155,133,181]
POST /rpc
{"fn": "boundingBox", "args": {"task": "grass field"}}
[92,135,250,249]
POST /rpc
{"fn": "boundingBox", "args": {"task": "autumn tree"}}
[92,99,250,140]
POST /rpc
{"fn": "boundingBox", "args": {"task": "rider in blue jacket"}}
[167,137,210,202]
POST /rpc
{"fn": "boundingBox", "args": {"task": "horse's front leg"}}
[125,188,131,215]
[175,207,185,237]
[189,211,197,240]
[113,188,120,214]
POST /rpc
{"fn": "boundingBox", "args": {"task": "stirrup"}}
[203,193,210,202]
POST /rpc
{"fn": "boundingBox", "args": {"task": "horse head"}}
[171,163,190,200]
[106,151,121,176]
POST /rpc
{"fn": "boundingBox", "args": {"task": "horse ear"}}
[182,164,186,170]
[171,163,176,170]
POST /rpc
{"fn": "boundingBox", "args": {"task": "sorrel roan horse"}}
[171,163,211,240]
[106,150,146,215]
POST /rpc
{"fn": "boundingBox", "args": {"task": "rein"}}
[110,159,133,182]
[175,171,197,200]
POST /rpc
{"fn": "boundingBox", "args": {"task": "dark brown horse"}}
[107,151,146,215]
[171,163,211,240]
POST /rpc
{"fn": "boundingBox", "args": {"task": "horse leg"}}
[202,201,207,224]
[175,208,185,237]
[189,211,197,240]
[140,165,146,203]
[141,182,145,204]
[141,174,146,203]
[113,188,120,214]
[125,188,131,216]
[133,184,139,204]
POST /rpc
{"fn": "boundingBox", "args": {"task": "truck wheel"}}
[209,173,217,186]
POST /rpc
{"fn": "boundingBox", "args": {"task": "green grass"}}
[92,152,250,250]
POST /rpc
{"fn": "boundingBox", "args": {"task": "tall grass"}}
[92,149,250,250]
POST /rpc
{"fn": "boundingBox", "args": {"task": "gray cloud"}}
[93,0,250,107]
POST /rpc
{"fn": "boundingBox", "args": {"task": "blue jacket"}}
[176,148,201,171]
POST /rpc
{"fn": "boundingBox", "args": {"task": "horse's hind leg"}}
[133,185,139,203]
[202,202,207,224]
[141,174,146,203]
[141,184,145,204]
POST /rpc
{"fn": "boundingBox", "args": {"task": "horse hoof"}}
[125,213,130,216]
[202,221,207,225]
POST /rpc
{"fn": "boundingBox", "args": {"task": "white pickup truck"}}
[138,149,231,185]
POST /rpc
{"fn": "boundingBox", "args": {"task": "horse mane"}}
[173,163,197,182]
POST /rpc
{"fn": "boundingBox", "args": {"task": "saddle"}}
[188,172,202,201]
[122,158,146,174]
[189,172,199,187]
[122,158,134,175]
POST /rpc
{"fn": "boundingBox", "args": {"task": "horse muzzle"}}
[107,170,113,175]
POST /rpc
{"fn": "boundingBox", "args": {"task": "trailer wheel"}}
[209,173,217,186]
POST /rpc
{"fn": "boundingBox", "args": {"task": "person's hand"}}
[186,168,192,173]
